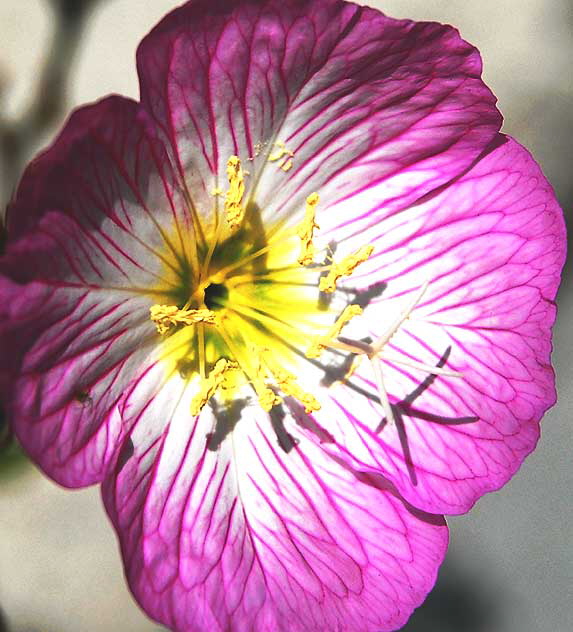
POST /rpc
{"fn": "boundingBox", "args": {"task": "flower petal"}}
[313,136,566,514]
[137,0,501,223]
[0,95,184,486]
[4,95,188,291]
[0,278,156,486]
[103,369,448,632]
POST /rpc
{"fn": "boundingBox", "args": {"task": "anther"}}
[263,351,321,413]
[150,305,217,335]
[253,350,283,411]
[319,244,374,292]
[225,155,246,230]
[258,387,283,412]
[296,192,320,265]
[191,358,239,415]
[268,141,294,171]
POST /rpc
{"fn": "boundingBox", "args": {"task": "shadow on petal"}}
[315,344,479,487]
[374,346,478,486]
[206,397,250,451]
[268,403,299,453]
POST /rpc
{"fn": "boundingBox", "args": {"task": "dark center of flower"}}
[203,282,228,310]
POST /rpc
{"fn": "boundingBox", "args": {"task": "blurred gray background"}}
[0,1,571,631]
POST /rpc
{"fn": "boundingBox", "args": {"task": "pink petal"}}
[103,369,448,632]
[4,95,188,291]
[1,95,184,486]
[0,277,156,486]
[313,136,566,514]
[137,0,501,222]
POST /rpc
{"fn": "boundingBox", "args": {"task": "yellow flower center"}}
[147,154,465,423]
[149,156,374,417]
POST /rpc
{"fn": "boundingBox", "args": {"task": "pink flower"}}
[0,1,565,630]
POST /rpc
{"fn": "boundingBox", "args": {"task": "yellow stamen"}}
[296,193,320,265]
[306,304,363,358]
[262,351,321,413]
[253,350,283,411]
[268,141,294,164]
[150,304,217,335]
[215,325,282,413]
[270,365,321,413]
[319,244,375,293]
[225,155,246,230]
[258,388,283,411]
[190,358,239,415]
[281,158,293,172]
